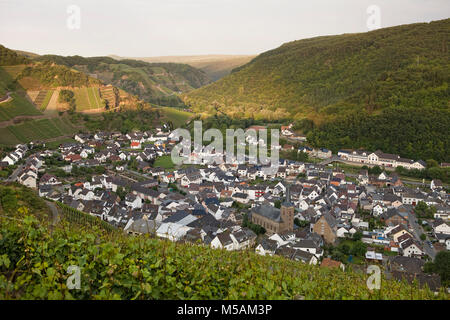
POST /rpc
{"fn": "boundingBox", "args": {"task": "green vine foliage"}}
[0,205,448,300]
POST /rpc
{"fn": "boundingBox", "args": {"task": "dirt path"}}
[0,114,55,128]
[0,92,12,104]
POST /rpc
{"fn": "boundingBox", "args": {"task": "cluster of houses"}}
[337,149,426,170]
[1,144,28,165]
[2,126,449,291]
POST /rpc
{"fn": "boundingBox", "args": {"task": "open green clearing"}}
[160,107,193,127]
[153,155,174,169]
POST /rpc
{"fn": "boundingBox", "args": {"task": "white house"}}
[210,232,236,251]
[433,220,450,235]
[400,239,424,257]
[125,194,142,209]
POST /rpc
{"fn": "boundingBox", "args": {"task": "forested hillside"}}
[0,45,30,66]
[35,55,211,107]
[185,19,449,119]
[305,107,450,162]
[184,19,450,162]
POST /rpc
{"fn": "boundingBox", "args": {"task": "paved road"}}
[408,213,436,260]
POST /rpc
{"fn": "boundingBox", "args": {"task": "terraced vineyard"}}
[74,87,102,111]
[33,90,54,111]
[0,117,78,145]
[100,86,117,109]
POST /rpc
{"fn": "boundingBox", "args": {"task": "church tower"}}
[280,184,295,232]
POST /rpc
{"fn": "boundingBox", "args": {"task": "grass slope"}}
[160,107,193,127]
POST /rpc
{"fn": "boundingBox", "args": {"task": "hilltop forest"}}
[184,19,450,162]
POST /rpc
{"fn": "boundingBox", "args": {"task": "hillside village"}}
[1,125,449,292]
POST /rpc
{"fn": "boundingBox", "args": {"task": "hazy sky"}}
[0,0,449,57]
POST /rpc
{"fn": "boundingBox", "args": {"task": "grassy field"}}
[44,137,77,149]
[0,67,12,96]
[160,107,193,127]
[0,93,42,121]
[0,65,27,96]
[153,155,174,169]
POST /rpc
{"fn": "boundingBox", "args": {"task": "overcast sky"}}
[0,0,449,57]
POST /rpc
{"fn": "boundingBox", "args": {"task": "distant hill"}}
[111,54,256,82]
[0,45,164,146]
[0,44,31,66]
[12,49,40,59]
[35,55,211,107]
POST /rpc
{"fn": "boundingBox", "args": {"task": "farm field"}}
[99,86,116,108]
[160,106,193,127]
[0,93,42,121]
[0,67,12,96]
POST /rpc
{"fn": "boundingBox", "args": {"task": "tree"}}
[424,251,450,287]
[116,187,127,201]
[420,233,426,241]
[353,231,363,241]
[340,244,351,255]
[426,159,439,168]
[414,201,436,219]
[350,241,367,257]
[274,200,281,209]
